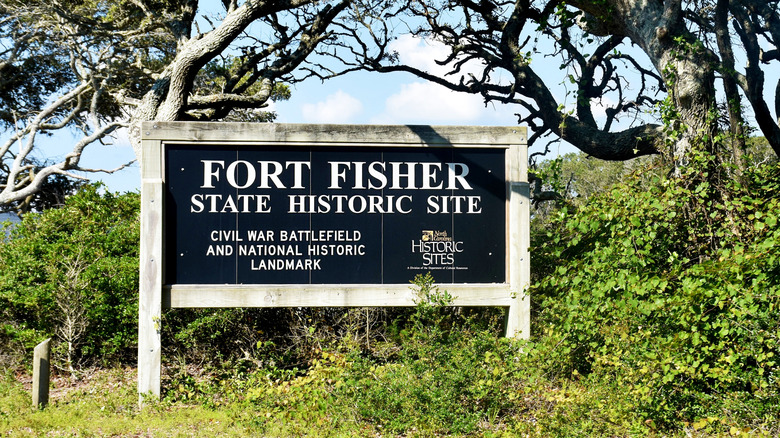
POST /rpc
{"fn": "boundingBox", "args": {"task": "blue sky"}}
[274,35,521,126]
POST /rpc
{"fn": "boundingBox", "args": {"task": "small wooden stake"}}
[32,338,51,408]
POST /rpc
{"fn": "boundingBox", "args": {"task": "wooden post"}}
[506,138,531,339]
[32,338,51,408]
[138,131,163,404]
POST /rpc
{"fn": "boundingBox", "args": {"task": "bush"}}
[532,155,780,431]
[232,274,519,436]
[340,274,515,435]
[3,149,778,436]
[0,185,140,369]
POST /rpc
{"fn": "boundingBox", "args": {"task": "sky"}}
[67,0,592,194]
[272,31,602,128]
[275,35,520,126]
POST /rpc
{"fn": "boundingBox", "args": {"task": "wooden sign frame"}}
[139,122,529,400]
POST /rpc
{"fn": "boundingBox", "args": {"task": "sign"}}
[164,144,506,285]
[139,122,529,401]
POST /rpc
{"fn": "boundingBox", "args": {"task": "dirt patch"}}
[13,367,137,402]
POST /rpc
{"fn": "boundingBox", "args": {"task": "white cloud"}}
[389,34,497,80]
[388,34,486,77]
[300,90,363,123]
[374,81,487,124]
[388,34,453,75]
[376,35,518,125]
[288,35,518,126]
[590,96,618,120]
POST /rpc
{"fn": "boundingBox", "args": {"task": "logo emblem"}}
[421,230,452,242]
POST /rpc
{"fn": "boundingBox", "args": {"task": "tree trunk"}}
[664,55,717,173]
[128,0,299,159]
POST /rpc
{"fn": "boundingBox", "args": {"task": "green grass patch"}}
[1,369,253,437]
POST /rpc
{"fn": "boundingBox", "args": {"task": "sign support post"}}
[138,131,163,402]
[506,143,530,337]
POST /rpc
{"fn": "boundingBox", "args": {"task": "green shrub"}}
[532,155,780,430]
[333,274,517,435]
[0,185,140,368]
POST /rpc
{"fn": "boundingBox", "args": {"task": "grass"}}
[1,278,778,437]
[3,354,775,437]
[2,299,778,438]
[1,361,393,437]
[1,368,257,437]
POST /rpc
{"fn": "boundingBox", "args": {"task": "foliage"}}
[1,0,354,206]
[533,152,659,204]
[745,136,778,167]
[532,153,780,430]
[0,8,73,128]
[195,57,293,123]
[339,274,513,435]
[0,185,139,369]
[158,275,519,436]
[0,0,159,205]
[160,306,406,375]
[3,143,780,435]
[3,257,779,436]
[530,152,663,239]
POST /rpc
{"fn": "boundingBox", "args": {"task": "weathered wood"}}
[164,284,514,308]
[506,142,531,338]
[32,338,51,408]
[138,138,163,403]
[142,122,525,147]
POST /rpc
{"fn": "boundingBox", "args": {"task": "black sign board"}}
[164,144,506,285]
[140,123,529,400]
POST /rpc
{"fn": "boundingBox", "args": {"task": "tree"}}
[529,157,780,427]
[0,0,156,205]
[126,0,355,156]
[6,0,777,209]
[347,0,780,168]
[0,0,356,206]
